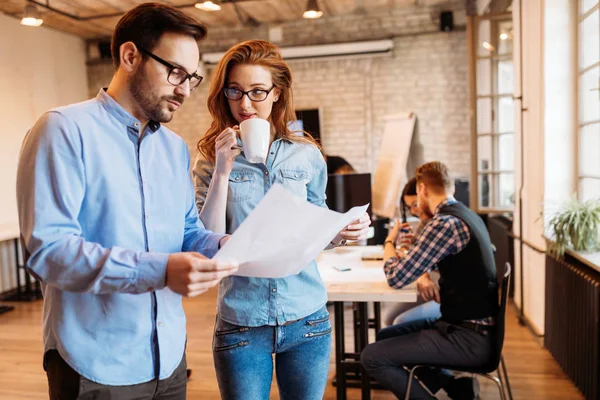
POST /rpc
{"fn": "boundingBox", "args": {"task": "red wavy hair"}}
[197,40,320,163]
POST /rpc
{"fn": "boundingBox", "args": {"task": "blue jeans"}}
[213,305,332,400]
[385,300,442,328]
[378,301,441,341]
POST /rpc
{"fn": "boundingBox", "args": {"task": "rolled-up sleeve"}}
[307,147,328,209]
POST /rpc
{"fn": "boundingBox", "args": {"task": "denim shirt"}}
[16,89,224,385]
[193,139,329,326]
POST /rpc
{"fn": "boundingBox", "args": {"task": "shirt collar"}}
[434,197,458,215]
[97,88,161,133]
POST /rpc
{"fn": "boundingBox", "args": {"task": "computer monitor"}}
[293,109,322,142]
[326,173,372,218]
[454,178,470,207]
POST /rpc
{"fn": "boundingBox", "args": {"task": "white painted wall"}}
[512,0,578,335]
[0,13,89,291]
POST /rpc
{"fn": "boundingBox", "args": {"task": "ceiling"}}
[0,0,455,40]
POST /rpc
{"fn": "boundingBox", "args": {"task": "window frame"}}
[468,12,516,213]
[576,1,600,201]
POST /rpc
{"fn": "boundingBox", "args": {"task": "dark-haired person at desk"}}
[382,178,441,329]
[361,161,499,400]
[326,155,356,175]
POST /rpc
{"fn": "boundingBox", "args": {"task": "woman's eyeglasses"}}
[223,86,276,102]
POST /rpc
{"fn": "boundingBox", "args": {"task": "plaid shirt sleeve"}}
[384,215,471,289]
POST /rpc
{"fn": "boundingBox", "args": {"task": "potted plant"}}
[545,196,600,257]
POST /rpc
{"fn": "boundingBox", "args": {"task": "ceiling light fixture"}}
[195,1,222,11]
[481,41,495,51]
[21,3,43,27]
[499,33,508,40]
[303,0,323,19]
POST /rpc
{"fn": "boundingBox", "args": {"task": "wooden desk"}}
[317,246,417,400]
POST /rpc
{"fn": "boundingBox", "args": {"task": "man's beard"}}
[421,206,434,219]
[418,194,434,218]
[129,69,184,123]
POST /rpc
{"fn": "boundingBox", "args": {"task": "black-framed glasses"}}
[138,46,203,91]
[223,86,276,102]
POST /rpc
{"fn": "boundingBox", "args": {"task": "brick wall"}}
[87,1,470,178]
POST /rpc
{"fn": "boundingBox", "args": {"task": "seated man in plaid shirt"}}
[361,161,499,400]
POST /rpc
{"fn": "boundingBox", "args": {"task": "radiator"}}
[545,255,600,400]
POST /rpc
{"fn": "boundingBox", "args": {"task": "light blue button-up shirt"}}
[193,139,329,327]
[16,89,224,385]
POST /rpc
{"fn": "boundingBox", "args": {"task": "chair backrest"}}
[489,262,511,369]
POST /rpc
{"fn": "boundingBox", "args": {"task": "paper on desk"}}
[214,184,369,278]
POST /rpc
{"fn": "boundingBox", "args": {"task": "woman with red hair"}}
[193,40,370,400]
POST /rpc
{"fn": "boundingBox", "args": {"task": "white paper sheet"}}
[213,184,369,278]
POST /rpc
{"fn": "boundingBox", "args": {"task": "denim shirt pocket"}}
[228,170,255,202]
[279,169,310,199]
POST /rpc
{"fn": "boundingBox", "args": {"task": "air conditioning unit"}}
[201,39,394,65]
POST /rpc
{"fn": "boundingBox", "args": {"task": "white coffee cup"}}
[239,118,270,164]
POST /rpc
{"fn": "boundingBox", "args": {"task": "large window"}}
[578,1,600,201]
[469,14,515,211]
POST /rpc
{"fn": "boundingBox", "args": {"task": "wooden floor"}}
[0,289,583,399]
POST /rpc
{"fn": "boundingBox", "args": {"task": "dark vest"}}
[437,202,499,322]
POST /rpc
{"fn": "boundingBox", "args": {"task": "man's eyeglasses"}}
[138,46,203,91]
[223,86,276,102]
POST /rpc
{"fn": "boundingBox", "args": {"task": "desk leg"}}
[352,303,360,358]
[358,302,371,400]
[334,301,346,400]
[373,302,381,334]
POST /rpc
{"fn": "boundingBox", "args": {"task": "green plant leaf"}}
[544,196,600,257]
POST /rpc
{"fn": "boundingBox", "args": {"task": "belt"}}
[456,321,495,336]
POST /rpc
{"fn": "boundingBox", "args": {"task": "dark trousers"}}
[361,318,494,399]
[44,350,187,400]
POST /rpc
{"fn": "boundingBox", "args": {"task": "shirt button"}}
[265,171,269,176]
[134,122,140,127]
[272,288,276,292]
[158,321,162,327]
[235,177,239,181]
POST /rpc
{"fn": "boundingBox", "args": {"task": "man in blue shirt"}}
[16,4,237,399]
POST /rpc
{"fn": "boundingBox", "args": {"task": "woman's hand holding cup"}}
[214,126,241,177]
[395,223,415,248]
